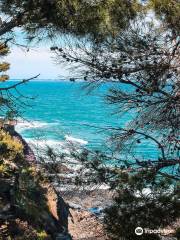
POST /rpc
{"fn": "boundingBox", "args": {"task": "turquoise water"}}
[6,80,158,159]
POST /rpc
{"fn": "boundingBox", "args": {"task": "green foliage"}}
[104,172,179,240]
[0,129,23,161]
[0,0,140,40]
[66,149,179,240]
[37,230,49,240]
[0,129,61,239]
[0,43,10,83]
[47,2,180,239]
[3,0,177,42]
[0,162,8,175]
[0,42,16,118]
[14,166,49,222]
[0,147,58,239]
[0,62,10,72]
[150,0,180,34]
[0,43,9,56]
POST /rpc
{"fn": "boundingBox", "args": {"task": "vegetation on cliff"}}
[0,127,67,239]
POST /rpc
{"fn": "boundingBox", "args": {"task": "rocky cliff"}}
[0,128,71,240]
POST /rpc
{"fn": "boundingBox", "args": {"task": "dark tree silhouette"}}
[51,6,180,240]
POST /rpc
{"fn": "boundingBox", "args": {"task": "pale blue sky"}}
[7,46,64,79]
[6,29,68,80]
[4,9,157,80]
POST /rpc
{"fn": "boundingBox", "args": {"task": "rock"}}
[68,209,109,240]
[68,202,84,210]
[45,183,59,221]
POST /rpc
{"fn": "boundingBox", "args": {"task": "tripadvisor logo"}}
[135,227,175,236]
[135,227,144,236]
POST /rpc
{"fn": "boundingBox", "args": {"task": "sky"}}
[6,10,157,80]
[6,30,68,80]
[7,46,64,80]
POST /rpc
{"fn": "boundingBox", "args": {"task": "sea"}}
[4,80,159,160]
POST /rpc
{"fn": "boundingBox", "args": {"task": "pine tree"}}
[0,42,9,82]
[50,2,180,239]
[0,0,140,41]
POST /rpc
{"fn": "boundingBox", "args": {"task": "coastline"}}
[40,161,114,216]
[9,123,113,212]
[12,127,112,239]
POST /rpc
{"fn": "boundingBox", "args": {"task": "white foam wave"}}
[25,138,64,148]
[25,138,84,170]
[65,135,88,145]
[15,119,51,132]
[25,138,76,155]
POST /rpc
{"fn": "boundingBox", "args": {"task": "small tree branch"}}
[0,74,40,91]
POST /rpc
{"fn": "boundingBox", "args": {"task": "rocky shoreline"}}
[12,128,111,239]
[40,162,113,239]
